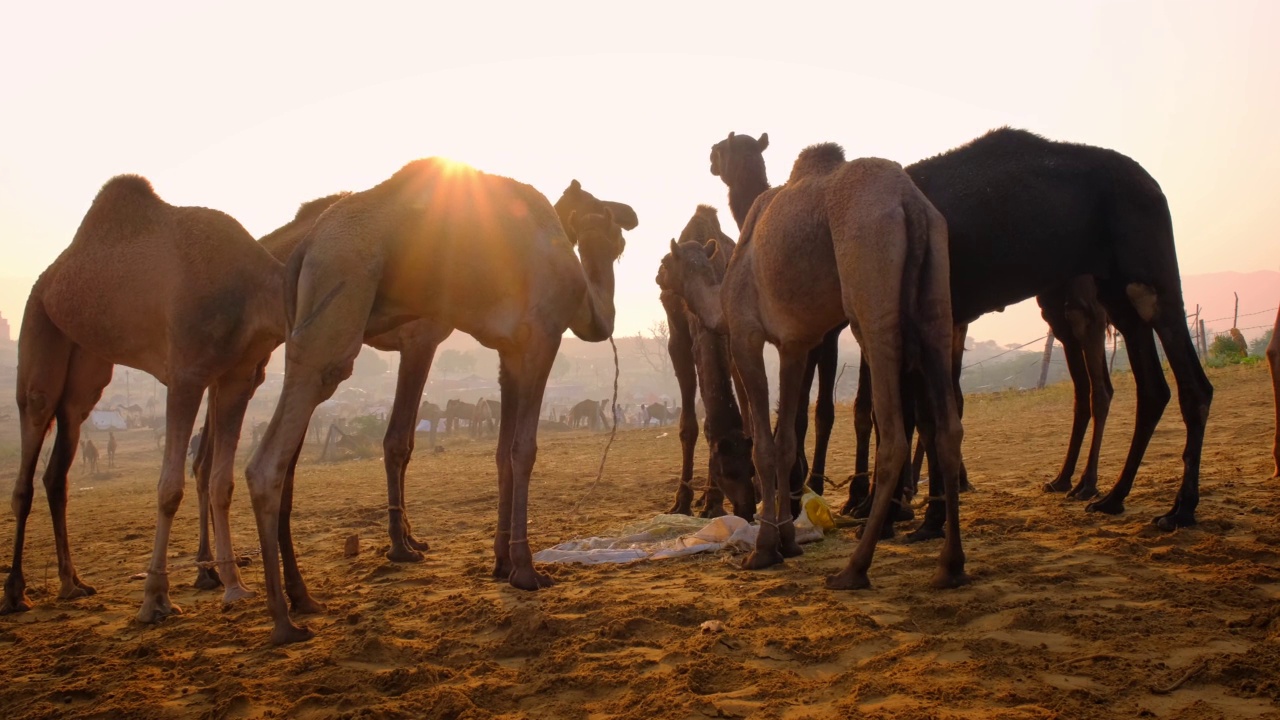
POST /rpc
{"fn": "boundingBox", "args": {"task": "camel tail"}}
[899,197,932,367]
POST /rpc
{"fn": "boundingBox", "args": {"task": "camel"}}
[642,403,674,427]
[3,175,284,620]
[106,431,117,469]
[1269,308,1280,479]
[657,205,756,518]
[444,399,477,435]
[898,128,1212,531]
[243,159,628,644]
[193,179,632,571]
[716,130,1196,532]
[709,132,842,500]
[472,398,500,437]
[663,144,966,588]
[569,398,607,430]
[80,439,99,476]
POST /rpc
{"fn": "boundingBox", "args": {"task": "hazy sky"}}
[2,0,1277,345]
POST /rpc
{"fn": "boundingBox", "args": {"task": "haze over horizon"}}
[2,1,1277,347]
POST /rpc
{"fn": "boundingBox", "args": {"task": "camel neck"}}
[569,246,618,342]
[727,174,770,231]
[692,326,744,438]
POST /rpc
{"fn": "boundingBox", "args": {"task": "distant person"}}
[107,431,117,469]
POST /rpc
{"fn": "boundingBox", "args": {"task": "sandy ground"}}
[1,361,1278,720]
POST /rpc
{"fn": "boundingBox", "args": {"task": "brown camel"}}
[244,159,627,644]
[472,398,500,437]
[3,175,284,620]
[1269,307,1280,479]
[195,183,636,572]
[657,205,756,518]
[444,399,477,435]
[709,132,843,501]
[664,143,966,588]
[569,398,605,430]
[80,438,99,476]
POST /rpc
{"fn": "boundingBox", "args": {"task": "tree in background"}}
[635,320,671,376]
[435,349,476,378]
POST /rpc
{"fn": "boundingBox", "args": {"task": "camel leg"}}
[807,326,840,497]
[1050,333,1093,495]
[917,316,968,588]
[827,332,909,590]
[206,363,265,605]
[773,346,809,559]
[842,360,874,515]
[137,379,204,623]
[733,332,786,570]
[279,438,323,614]
[4,304,76,614]
[245,282,372,644]
[790,348,815,517]
[44,348,112,601]
[1269,311,1280,479]
[492,388,520,580]
[1086,295,1170,517]
[1148,303,1213,530]
[497,335,559,591]
[1070,312,1113,501]
[663,296,701,516]
[384,339,438,562]
[191,409,220,589]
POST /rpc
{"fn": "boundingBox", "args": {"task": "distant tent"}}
[414,419,435,432]
[89,410,127,430]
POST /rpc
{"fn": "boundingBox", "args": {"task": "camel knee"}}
[157,480,184,517]
[383,431,411,467]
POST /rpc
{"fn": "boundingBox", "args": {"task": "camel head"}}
[555,180,639,243]
[710,131,769,178]
[658,238,726,333]
[710,434,757,521]
[569,209,625,264]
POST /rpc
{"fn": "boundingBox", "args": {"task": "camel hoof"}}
[290,595,326,615]
[271,622,315,645]
[193,567,222,590]
[905,524,945,544]
[1086,494,1125,516]
[1067,481,1099,501]
[508,568,553,591]
[0,594,33,615]
[492,560,514,581]
[136,600,182,624]
[894,505,915,523]
[959,478,975,493]
[386,545,425,564]
[825,569,870,590]
[855,521,896,541]
[741,548,784,570]
[780,537,804,559]
[699,504,727,519]
[1153,512,1196,532]
[667,502,693,517]
[405,535,430,553]
[221,585,256,605]
[1043,477,1072,493]
[930,568,970,589]
[57,583,96,601]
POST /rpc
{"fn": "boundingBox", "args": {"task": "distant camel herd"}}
[4,127,1278,645]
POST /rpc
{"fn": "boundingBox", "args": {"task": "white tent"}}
[88,409,127,430]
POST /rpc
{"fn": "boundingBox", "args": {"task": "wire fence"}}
[827,304,1278,399]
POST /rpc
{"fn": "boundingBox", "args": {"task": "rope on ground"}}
[573,335,620,515]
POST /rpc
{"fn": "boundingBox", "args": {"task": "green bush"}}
[1250,328,1274,358]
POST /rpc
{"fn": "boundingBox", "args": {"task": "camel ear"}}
[728,131,736,142]
[758,133,769,150]
[703,239,718,259]
[669,238,679,255]
[569,179,581,191]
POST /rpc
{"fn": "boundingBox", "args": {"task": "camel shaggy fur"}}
[666,144,967,589]
[244,159,627,644]
[3,176,284,621]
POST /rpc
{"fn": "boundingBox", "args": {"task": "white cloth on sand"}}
[533,502,829,565]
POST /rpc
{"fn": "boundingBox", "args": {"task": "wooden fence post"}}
[1037,333,1054,389]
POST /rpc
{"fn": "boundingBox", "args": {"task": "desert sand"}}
[1,361,1278,719]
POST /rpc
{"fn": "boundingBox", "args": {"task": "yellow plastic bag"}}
[802,490,836,531]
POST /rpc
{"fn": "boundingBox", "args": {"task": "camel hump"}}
[295,192,350,221]
[788,143,846,182]
[74,174,166,241]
